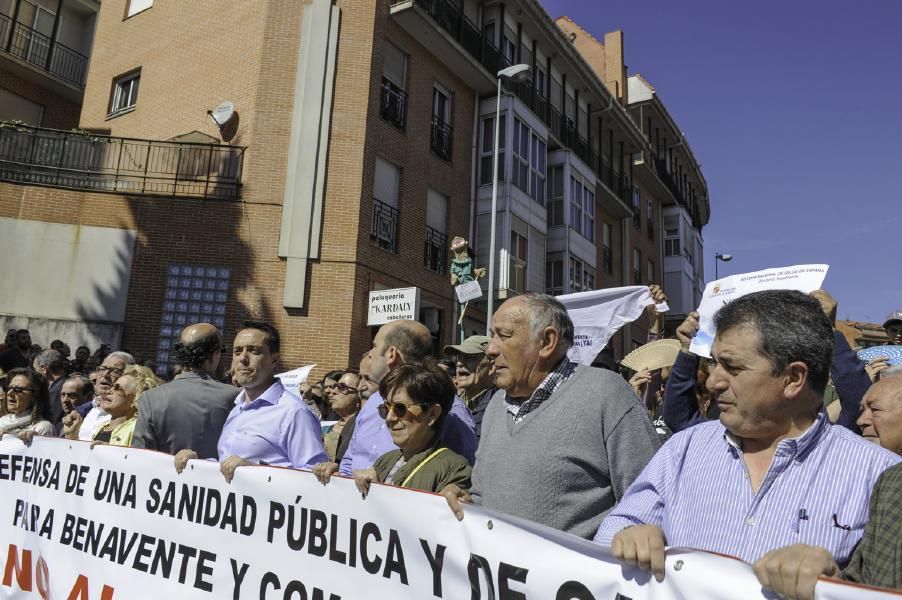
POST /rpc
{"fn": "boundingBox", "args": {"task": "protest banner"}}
[274,364,316,397]
[0,436,896,599]
[558,286,669,365]
[690,264,829,357]
[367,287,419,326]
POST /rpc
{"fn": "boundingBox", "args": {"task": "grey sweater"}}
[471,364,661,540]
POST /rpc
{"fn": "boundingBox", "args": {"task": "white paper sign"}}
[454,280,483,303]
[690,264,829,357]
[274,363,316,396]
[0,436,894,600]
[367,287,420,326]
[558,286,668,365]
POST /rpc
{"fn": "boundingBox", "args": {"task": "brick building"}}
[0,0,712,376]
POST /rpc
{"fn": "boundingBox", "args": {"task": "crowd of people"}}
[2,287,901,599]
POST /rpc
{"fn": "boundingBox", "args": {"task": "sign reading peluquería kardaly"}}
[0,437,897,600]
[367,287,420,326]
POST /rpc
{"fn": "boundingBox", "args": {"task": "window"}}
[380,41,407,129]
[424,189,448,273]
[109,70,140,116]
[664,215,680,257]
[602,223,613,275]
[547,165,564,226]
[535,67,547,98]
[431,85,452,160]
[511,118,546,204]
[647,259,655,284]
[631,186,641,229]
[126,0,152,17]
[569,173,595,242]
[509,231,527,293]
[157,265,230,376]
[479,115,505,185]
[503,26,516,63]
[569,256,583,293]
[372,157,400,252]
[584,266,595,291]
[647,199,655,240]
[633,248,642,285]
[545,259,563,295]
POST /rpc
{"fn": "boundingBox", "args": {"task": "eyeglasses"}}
[60,391,81,399]
[335,382,359,395]
[97,366,124,377]
[377,401,425,420]
[8,386,34,394]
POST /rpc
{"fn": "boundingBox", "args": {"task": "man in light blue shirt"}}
[596,291,899,580]
[313,319,476,482]
[175,321,326,481]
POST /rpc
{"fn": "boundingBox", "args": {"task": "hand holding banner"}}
[689,264,829,357]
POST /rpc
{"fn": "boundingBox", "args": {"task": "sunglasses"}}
[335,382,358,395]
[8,386,34,394]
[377,401,426,420]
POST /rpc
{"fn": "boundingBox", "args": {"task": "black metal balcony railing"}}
[0,13,88,88]
[424,226,447,274]
[602,245,612,275]
[0,123,244,200]
[379,77,407,130]
[431,116,452,161]
[371,198,399,253]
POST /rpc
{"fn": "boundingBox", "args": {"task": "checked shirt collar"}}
[504,358,577,423]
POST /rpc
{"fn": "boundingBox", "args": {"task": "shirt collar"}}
[723,411,829,460]
[235,379,283,410]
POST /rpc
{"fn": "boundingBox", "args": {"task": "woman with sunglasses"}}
[65,365,159,446]
[0,368,53,436]
[354,362,471,497]
[323,371,361,461]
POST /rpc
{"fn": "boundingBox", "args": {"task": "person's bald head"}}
[369,320,433,384]
[858,377,902,454]
[172,323,223,373]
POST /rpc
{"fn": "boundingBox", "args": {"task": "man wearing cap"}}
[444,335,496,441]
[884,312,902,346]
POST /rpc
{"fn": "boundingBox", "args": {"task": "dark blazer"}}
[48,375,66,425]
[132,371,237,458]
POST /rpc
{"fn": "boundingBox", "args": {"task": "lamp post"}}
[715,253,733,280]
[486,63,531,335]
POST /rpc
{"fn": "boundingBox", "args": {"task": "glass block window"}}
[155,264,230,374]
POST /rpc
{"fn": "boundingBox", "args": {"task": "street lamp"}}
[715,253,733,280]
[487,63,531,335]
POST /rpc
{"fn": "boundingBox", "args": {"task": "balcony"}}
[0,12,88,89]
[371,198,399,253]
[0,123,245,200]
[424,226,447,273]
[430,116,452,161]
[379,77,407,130]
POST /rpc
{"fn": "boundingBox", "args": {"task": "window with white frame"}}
[156,264,229,375]
[545,258,563,295]
[109,70,140,115]
[372,157,400,252]
[425,189,448,273]
[509,230,527,293]
[547,165,564,226]
[479,115,505,185]
[569,173,595,242]
[664,214,680,257]
[584,264,595,291]
[126,0,152,17]
[512,118,546,204]
[530,132,546,206]
[569,256,585,293]
[513,118,530,194]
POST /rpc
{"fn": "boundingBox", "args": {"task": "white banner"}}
[367,287,419,326]
[558,286,668,365]
[690,264,829,357]
[274,364,316,397]
[0,436,895,599]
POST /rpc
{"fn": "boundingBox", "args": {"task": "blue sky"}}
[541,0,901,323]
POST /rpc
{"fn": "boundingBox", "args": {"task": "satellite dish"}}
[208,101,235,127]
[207,101,239,142]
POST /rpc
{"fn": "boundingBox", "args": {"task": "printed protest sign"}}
[274,364,316,396]
[690,264,829,357]
[0,436,894,599]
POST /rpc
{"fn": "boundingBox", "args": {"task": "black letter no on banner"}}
[554,581,600,600]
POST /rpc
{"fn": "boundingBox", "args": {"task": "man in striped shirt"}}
[595,290,899,580]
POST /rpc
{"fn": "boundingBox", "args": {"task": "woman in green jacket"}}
[354,362,471,496]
